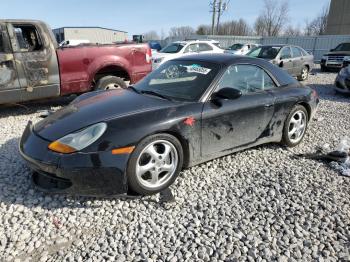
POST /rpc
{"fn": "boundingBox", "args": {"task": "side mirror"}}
[212,87,242,101]
[330,48,334,52]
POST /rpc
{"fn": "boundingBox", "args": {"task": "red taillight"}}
[146,48,152,64]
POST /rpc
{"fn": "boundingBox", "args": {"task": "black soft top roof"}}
[173,53,299,86]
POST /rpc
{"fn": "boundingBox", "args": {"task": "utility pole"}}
[211,0,217,35]
[216,0,222,35]
[210,0,229,35]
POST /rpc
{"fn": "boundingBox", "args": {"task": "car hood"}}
[34,89,174,141]
[325,51,350,56]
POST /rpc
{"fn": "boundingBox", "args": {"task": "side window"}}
[184,44,199,53]
[280,47,292,60]
[198,43,213,52]
[13,24,43,52]
[300,48,309,56]
[291,47,303,58]
[217,64,276,94]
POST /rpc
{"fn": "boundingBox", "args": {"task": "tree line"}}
[142,0,330,41]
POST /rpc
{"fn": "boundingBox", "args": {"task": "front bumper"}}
[334,74,350,94]
[19,122,130,196]
[320,59,343,69]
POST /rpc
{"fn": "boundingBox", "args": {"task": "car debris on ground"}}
[295,137,350,177]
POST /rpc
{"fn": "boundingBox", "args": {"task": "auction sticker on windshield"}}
[185,64,212,75]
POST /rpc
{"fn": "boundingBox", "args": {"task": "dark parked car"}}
[247,45,314,81]
[321,42,350,71]
[148,41,162,52]
[335,65,350,94]
[20,54,319,196]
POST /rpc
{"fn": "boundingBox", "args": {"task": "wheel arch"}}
[296,102,311,121]
[92,64,131,85]
[162,130,190,168]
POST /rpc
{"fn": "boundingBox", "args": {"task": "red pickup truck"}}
[0,20,152,105]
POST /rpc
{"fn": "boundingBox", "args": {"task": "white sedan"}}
[152,40,224,70]
[224,43,259,55]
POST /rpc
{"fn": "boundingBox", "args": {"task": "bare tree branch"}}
[168,26,196,38]
[304,4,329,36]
[254,0,290,36]
[143,31,160,41]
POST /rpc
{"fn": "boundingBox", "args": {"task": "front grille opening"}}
[32,172,72,190]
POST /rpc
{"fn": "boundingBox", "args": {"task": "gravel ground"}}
[0,67,349,262]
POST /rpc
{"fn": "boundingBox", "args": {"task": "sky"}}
[1,0,330,37]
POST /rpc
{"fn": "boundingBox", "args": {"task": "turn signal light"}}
[112,146,135,155]
[48,141,77,154]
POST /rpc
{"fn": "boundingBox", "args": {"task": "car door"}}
[291,46,303,75]
[0,23,21,93]
[201,64,276,156]
[278,47,294,75]
[7,22,59,91]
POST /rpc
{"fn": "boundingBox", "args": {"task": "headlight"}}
[344,56,350,61]
[48,123,107,153]
[322,56,328,60]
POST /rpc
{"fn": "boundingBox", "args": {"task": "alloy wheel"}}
[301,67,308,80]
[288,110,307,144]
[105,83,121,90]
[136,140,178,189]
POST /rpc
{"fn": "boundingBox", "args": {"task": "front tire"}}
[127,134,184,195]
[282,105,308,147]
[321,65,328,72]
[95,76,127,90]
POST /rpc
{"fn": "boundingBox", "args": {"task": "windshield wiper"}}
[128,85,140,94]
[140,90,173,101]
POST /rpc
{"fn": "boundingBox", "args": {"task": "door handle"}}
[264,103,273,108]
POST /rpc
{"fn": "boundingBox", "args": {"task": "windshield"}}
[247,46,282,59]
[228,44,243,50]
[160,43,185,53]
[334,43,350,52]
[134,60,220,101]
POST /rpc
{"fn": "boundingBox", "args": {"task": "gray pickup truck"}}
[0,19,152,105]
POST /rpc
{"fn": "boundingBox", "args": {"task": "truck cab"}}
[0,20,60,104]
[0,19,152,105]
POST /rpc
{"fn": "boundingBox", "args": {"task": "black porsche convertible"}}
[20,54,319,196]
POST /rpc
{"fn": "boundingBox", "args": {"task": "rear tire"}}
[282,105,309,147]
[127,134,184,195]
[95,76,127,90]
[297,66,309,81]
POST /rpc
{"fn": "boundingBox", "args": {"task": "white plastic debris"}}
[330,137,350,177]
[330,158,350,177]
[336,136,350,153]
